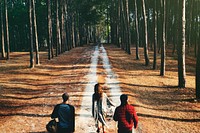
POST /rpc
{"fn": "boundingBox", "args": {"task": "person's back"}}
[113,94,138,133]
[114,104,137,132]
[51,93,75,133]
[92,83,115,133]
[57,104,74,129]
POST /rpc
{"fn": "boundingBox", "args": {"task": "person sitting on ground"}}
[92,83,115,133]
[51,92,75,133]
[113,94,138,133]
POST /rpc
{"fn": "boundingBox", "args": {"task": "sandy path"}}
[75,44,122,133]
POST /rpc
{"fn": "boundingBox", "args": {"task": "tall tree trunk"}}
[78,13,83,46]
[56,0,61,55]
[4,0,10,60]
[66,2,71,51]
[134,0,140,60]
[116,0,120,47]
[153,0,157,70]
[120,0,127,52]
[141,0,149,66]
[47,0,52,60]
[119,0,123,48]
[125,0,131,54]
[173,0,178,55]
[65,1,69,50]
[194,2,198,57]
[72,14,75,48]
[157,1,162,54]
[178,0,186,88]
[165,0,169,45]
[110,0,115,44]
[1,3,5,58]
[187,0,193,53]
[32,0,39,65]
[29,0,34,68]
[74,9,79,47]
[160,0,166,76]
[196,13,200,99]
[107,7,110,44]
[61,0,67,52]
[120,0,125,50]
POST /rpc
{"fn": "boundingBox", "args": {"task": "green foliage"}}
[0,0,111,51]
[1,0,47,51]
[75,0,109,25]
[7,1,29,51]
[35,0,47,47]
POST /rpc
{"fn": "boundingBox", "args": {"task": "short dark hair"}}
[120,94,128,104]
[62,93,69,102]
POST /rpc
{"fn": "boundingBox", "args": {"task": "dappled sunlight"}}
[0,44,199,133]
[105,45,199,133]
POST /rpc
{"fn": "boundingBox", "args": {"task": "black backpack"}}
[46,119,58,133]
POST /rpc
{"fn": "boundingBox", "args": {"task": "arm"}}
[92,94,95,117]
[51,104,59,119]
[132,107,138,129]
[69,105,75,132]
[104,93,115,107]
[113,107,118,121]
[107,97,115,107]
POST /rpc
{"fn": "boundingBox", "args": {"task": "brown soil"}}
[0,44,199,133]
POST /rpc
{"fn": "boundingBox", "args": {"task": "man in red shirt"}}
[113,94,138,133]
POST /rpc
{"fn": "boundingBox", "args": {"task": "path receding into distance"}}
[75,44,122,133]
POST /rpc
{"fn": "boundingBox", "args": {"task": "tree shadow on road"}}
[138,113,200,122]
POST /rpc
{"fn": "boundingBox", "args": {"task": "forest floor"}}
[0,44,200,133]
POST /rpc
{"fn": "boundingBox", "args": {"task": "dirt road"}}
[76,44,123,133]
[0,44,199,133]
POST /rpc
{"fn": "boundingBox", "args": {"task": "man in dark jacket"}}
[51,93,75,133]
[113,94,138,133]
